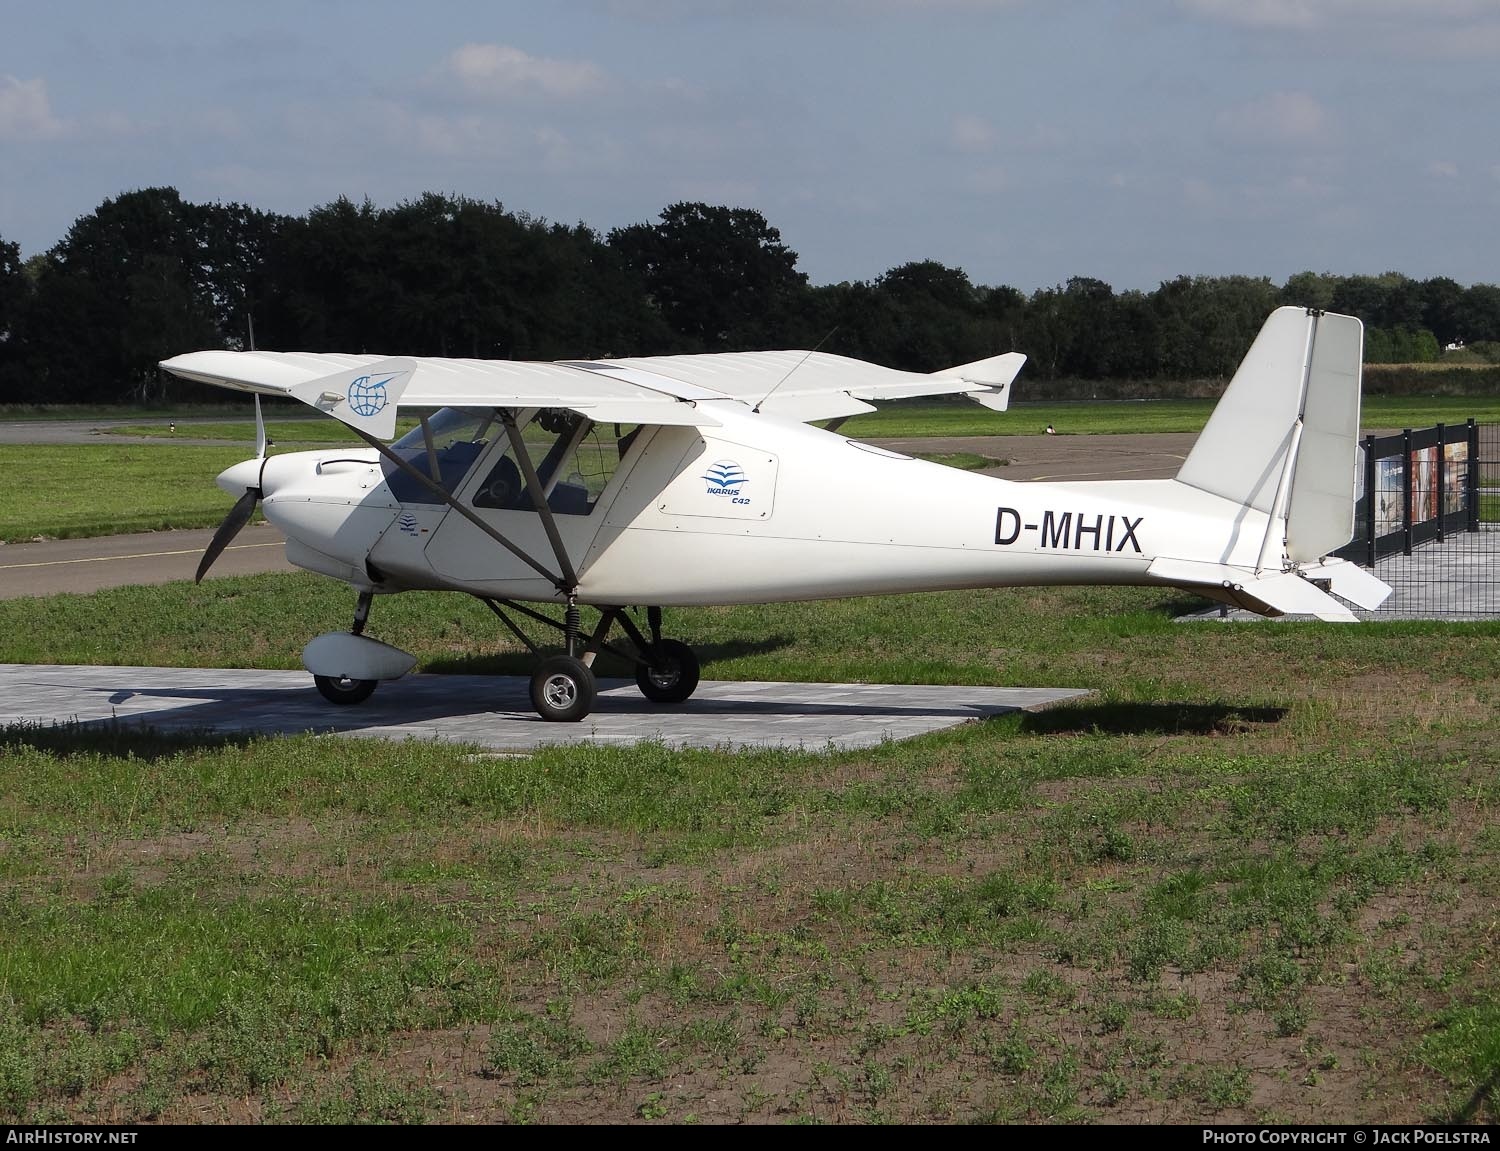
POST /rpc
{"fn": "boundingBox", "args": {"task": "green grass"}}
[912,451,1006,471]
[0,404,248,422]
[1361,395,1500,431]
[0,445,259,541]
[839,395,1500,439]
[100,417,422,445]
[0,576,1496,1121]
[100,421,362,445]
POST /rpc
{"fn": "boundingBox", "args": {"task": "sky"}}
[2,0,1498,293]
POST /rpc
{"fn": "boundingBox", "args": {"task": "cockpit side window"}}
[473,409,639,516]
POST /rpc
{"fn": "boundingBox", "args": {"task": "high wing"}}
[159,350,724,439]
[159,346,1026,436]
[596,349,1025,421]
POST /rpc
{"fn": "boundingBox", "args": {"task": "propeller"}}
[196,396,268,583]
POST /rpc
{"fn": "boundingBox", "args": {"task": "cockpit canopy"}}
[385,407,639,516]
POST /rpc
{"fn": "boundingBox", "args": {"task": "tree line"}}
[1,187,1497,405]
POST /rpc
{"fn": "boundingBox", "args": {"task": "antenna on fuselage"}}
[752,326,839,414]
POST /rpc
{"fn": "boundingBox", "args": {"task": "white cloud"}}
[950,113,996,154]
[1178,0,1499,28]
[965,164,1009,193]
[1178,0,1321,28]
[607,0,1023,14]
[1218,91,1328,143]
[1178,0,1500,54]
[443,43,606,101]
[0,76,67,140]
[1429,160,1460,179]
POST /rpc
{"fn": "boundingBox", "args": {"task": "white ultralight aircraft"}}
[160,305,1391,722]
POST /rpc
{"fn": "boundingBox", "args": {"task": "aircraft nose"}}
[216,458,263,496]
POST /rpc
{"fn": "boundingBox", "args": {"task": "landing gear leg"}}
[528,593,596,722]
[480,598,699,720]
[351,590,373,636]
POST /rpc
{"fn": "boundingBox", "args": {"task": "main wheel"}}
[530,655,596,722]
[635,639,700,704]
[314,674,378,705]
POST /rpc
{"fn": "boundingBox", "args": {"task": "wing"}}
[602,349,1026,421]
[159,346,1026,437]
[159,350,724,439]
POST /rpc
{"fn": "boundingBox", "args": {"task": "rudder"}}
[1175,307,1364,563]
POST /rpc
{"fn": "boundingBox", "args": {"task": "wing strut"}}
[500,410,579,589]
[348,427,566,590]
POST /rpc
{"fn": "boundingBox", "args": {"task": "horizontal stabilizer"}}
[1147,556,1364,622]
[1243,571,1358,622]
[1297,557,1393,611]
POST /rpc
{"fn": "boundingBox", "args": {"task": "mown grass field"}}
[101,421,362,445]
[841,395,1500,439]
[0,445,260,542]
[0,574,1496,1123]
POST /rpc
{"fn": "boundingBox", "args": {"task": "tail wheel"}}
[314,674,377,706]
[635,639,700,705]
[530,655,597,722]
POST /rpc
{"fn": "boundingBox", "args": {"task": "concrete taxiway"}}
[0,523,296,599]
[0,664,1090,751]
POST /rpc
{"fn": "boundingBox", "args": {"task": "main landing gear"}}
[311,591,700,723]
[495,599,700,723]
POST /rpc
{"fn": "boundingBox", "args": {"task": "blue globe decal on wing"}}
[347,374,391,418]
[702,460,747,495]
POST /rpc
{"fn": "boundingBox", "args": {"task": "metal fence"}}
[1333,420,1500,617]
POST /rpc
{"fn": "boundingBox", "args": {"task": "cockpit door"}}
[423,409,652,588]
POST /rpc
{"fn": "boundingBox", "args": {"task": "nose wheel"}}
[309,591,382,706]
[314,674,378,705]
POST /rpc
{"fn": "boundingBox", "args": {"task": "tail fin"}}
[1148,307,1391,620]
[1175,307,1363,563]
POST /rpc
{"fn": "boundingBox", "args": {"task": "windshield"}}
[391,407,494,451]
[384,408,498,503]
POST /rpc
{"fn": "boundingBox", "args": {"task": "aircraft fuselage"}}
[242,401,1270,607]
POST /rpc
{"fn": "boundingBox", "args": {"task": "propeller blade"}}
[195,487,259,583]
[254,395,266,459]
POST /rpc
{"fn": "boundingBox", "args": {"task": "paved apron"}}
[0,664,1091,752]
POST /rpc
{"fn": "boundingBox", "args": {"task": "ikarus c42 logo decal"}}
[702,460,749,503]
[662,445,777,520]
